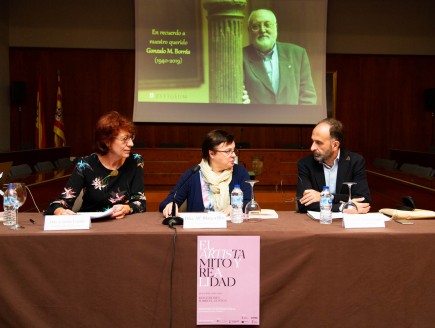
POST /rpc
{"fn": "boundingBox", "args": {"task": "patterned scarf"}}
[199,158,233,212]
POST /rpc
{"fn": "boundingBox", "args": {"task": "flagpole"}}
[54,70,66,147]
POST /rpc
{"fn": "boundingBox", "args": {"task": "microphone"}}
[102,169,119,185]
[162,164,201,226]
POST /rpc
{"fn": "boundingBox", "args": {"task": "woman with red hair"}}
[45,111,146,219]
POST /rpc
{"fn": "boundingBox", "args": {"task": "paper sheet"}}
[79,207,114,219]
[307,211,343,220]
[307,211,390,221]
[248,209,278,219]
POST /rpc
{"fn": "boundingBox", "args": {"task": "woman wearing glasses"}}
[45,111,146,218]
[160,130,251,217]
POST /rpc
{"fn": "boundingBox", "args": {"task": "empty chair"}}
[34,161,55,173]
[399,163,434,178]
[55,157,74,169]
[373,158,398,170]
[412,165,435,178]
[399,163,419,174]
[8,164,33,177]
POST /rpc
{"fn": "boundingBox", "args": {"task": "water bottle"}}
[231,184,244,224]
[3,184,17,226]
[319,186,332,224]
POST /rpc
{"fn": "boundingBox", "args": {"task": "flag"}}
[53,71,66,147]
[35,78,47,149]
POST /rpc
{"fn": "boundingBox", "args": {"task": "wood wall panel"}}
[0,146,70,167]
[8,48,435,168]
[367,170,435,211]
[137,148,311,187]
[326,54,435,162]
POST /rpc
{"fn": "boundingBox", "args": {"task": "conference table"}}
[1,212,435,328]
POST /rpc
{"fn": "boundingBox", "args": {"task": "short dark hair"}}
[202,130,235,161]
[317,118,344,144]
[94,111,135,155]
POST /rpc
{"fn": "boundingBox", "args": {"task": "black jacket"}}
[296,149,371,213]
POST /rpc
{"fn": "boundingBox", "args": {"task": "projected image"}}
[134,0,327,124]
[243,9,317,105]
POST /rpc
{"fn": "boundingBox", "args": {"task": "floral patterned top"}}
[45,153,146,214]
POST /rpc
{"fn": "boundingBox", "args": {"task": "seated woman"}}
[45,111,146,219]
[160,130,251,217]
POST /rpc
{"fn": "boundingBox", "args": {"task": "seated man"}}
[297,118,371,213]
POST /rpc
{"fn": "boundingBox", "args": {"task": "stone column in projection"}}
[203,0,247,104]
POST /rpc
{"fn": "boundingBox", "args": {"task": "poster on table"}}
[197,236,260,325]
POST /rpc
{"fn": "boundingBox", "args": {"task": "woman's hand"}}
[163,202,178,218]
[54,208,76,215]
[111,204,131,219]
[223,205,232,216]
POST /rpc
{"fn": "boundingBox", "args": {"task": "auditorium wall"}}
[3,0,435,164]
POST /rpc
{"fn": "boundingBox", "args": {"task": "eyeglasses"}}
[116,134,135,143]
[250,22,276,32]
[215,149,239,156]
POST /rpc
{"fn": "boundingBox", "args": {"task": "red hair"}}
[94,111,135,155]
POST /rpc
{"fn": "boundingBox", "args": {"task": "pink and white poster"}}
[197,236,260,325]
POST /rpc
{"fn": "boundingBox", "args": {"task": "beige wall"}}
[7,0,435,55]
[8,0,134,49]
[327,0,435,55]
[2,0,435,151]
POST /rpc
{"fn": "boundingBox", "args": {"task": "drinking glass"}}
[280,178,293,203]
[341,182,358,213]
[244,180,261,215]
[9,183,27,230]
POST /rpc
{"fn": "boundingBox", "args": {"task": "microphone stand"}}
[162,165,200,327]
[162,191,184,227]
[162,165,201,226]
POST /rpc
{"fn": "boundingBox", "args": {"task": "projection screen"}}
[134,0,328,124]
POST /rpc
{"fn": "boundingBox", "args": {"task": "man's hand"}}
[300,189,320,206]
[352,197,371,214]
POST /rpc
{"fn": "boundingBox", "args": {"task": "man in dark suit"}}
[297,118,371,213]
[243,9,317,105]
